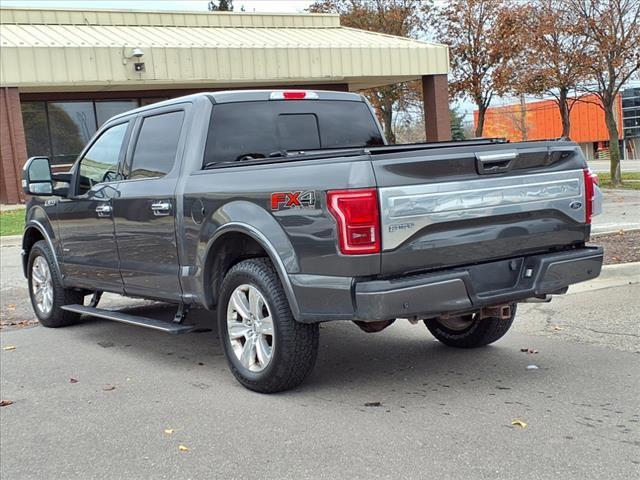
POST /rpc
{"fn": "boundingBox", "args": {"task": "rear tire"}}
[217,258,319,393]
[28,240,84,328]
[424,304,517,348]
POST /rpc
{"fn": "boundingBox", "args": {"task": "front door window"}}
[77,122,128,195]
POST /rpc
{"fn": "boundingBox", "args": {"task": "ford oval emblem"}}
[569,200,583,210]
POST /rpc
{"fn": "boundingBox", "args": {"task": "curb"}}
[592,227,640,236]
[567,261,640,295]
[0,235,22,247]
[599,261,640,271]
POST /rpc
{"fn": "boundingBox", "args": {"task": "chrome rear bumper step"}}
[61,304,194,334]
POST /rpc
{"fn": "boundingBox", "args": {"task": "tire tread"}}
[28,240,83,328]
[424,305,516,348]
[218,258,318,393]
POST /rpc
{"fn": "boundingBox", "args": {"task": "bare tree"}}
[569,0,640,185]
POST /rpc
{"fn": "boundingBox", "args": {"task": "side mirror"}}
[22,157,54,196]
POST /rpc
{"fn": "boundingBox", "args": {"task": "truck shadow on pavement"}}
[64,302,546,395]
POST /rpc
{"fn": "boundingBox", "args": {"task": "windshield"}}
[203,100,384,166]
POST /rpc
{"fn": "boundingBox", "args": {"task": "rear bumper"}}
[291,247,603,323]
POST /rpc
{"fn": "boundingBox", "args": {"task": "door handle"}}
[95,204,112,217]
[150,201,172,216]
[476,151,518,174]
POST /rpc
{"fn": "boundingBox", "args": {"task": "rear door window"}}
[129,111,184,179]
[204,100,383,166]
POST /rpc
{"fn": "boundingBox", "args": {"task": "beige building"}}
[0,6,450,204]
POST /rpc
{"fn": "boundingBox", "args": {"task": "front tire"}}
[28,240,84,327]
[424,304,517,348]
[217,258,319,393]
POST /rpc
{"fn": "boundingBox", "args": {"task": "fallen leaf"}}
[0,400,14,407]
[102,384,116,391]
[6,304,16,311]
[178,445,189,452]
[511,419,528,428]
[164,429,174,435]
[2,345,16,351]
[617,229,625,236]
[364,402,383,407]
[553,326,563,331]
[526,365,539,370]
[69,378,79,383]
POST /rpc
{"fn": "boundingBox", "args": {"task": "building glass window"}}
[21,95,190,167]
[622,97,640,108]
[48,102,97,165]
[622,88,640,139]
[96,100,137,126]
[624,118,640,128]
[140,97,169,106]
[21,102,52,158]
[21,99,144,166]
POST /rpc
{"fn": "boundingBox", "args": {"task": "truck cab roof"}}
[109,89,365,123]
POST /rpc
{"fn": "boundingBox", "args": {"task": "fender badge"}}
[271,191,315,210]
[569,201,583,210]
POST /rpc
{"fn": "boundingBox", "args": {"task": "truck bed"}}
[203,138,590,276]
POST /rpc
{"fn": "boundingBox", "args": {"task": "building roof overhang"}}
[0,7,449,93]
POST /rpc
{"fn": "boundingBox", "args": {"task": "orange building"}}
[476,94,623,161]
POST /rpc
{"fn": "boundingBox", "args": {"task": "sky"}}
[0,0,314,13]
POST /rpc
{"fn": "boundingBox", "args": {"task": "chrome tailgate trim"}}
[379,169,586,250]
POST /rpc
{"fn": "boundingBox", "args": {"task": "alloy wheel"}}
[31,256,53,316]
[226,284,275,372]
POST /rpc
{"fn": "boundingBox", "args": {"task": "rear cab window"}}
[128,110,185,179]
[203,100,383,166]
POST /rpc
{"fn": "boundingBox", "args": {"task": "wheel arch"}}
[22,218,61,280]
[201,223,301,319]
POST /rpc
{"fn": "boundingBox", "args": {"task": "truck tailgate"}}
[372,142,590,276]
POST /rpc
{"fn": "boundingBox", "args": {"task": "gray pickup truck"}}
[21,90,603,392]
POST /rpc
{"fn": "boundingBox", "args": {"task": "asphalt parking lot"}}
[1,237,639,479]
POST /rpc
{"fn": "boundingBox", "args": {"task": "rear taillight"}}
[583,168,598,224]
[327,188,380,254]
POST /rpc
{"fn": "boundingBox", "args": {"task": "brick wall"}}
[0,87,27,204]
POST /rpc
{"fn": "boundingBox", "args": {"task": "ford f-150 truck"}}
[21,90,603,392]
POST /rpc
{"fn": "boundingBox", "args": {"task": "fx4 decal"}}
[271,191,316,210]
